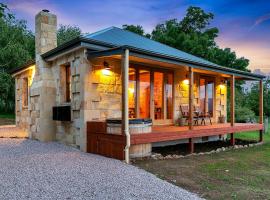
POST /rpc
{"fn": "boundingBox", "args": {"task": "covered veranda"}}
[86,46,265,163]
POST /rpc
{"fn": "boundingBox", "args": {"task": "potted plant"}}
[218,115,225,123]
[177,115,186,126]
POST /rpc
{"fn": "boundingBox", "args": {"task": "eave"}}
[87,46,265,81]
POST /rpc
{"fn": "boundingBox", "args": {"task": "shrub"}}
[235,106,256,123]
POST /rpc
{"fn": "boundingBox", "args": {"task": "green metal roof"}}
[84,26,221,68]
[28,26,264,80]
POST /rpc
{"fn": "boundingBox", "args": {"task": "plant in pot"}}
[218,114,225,123]
[177,114,186,126]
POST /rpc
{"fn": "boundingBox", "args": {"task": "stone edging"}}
[149,142,264,160]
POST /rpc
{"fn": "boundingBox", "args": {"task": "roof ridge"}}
[84,26,115,38]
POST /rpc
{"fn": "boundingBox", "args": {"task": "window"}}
[127,66,173,121]
[199,77,214,116]
[22,78,28,107]
[128,68,136,118]
[65,64,71,102]
[139,69,151,118]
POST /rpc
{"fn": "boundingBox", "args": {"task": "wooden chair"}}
[194,106,212,125]
[180,105,200,125]
[180,105,189,124]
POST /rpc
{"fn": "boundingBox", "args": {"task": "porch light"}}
[103,61,111,70]
[219,80,226,89]
[101,69,111,76]
[128,87,135,93]
[183,79,189,85]
[102,61,112,76]
[183,73,189,85]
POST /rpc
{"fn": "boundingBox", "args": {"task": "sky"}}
[3,0,270,73]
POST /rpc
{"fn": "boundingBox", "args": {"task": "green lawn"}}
[0,113,15,125]
[135,123,270,200]
[0,113,15,119]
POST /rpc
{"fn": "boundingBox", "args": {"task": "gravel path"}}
[0,139,202,200]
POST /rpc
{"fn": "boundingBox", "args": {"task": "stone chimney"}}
[30,10,57,141]
[35,10,57,55]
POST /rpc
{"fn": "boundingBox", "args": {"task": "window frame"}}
[22,77,29,109]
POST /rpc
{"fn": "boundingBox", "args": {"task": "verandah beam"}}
[188,138,194,154]
[121,49,130,164]
[230,133,235,146]
[230,75,235,127]
[259,80,264,142]
[188,67,194,130]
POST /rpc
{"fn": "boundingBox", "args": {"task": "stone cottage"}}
[11,10,264,163]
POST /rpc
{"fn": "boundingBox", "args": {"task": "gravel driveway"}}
[0,138,202,200]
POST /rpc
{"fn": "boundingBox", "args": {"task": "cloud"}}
[250,13,270,30]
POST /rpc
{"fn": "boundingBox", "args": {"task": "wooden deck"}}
[131,123,264,145]
[87,121,264,160]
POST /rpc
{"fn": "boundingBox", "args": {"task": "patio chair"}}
[180,105,200,125]
[180,105,189,124]
[194,106,212,125]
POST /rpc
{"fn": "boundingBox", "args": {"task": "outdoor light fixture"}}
[183,73,189,84]
[220,79,226,89]
[101,61,112,76]
[103,61,111,70]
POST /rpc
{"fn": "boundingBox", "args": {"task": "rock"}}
[165,155,173,159]
[221,147,226,151]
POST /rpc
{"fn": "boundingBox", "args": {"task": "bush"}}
[235,106,256,123]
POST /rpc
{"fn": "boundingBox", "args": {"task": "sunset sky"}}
[4,0,270,73]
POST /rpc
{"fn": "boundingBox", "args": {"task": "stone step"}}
[0,125,28,138]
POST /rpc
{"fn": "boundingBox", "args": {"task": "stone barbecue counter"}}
[106,118,152,135]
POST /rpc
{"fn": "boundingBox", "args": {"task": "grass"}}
[0,113,15,125]
[0,113,15,119]
[135,123,270,200]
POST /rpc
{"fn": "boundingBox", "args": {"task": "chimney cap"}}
[42,9,50,13]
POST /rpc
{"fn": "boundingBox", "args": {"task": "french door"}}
[128,67,173,124]
[199,77,214,116]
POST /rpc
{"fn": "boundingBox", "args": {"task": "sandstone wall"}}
[15,68,34,133]
[50,49,88,149]
[174,69,227,124]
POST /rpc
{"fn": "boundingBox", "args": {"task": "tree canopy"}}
[124,6,249,72]
[57,24,82,46]
[0,3,82,113]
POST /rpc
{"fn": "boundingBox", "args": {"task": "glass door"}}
[128,67,173,124]
[199,77,214,116]
[139,69,150,118]
[154,72,164,120]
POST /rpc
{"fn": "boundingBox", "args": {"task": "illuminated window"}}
[65,64,71,102]
[22,78,28,107]
[139,69,151,118]
[128,68,136,118]
[199,77,214,116]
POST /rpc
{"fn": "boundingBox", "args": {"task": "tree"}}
[0,3,35,113]
[0,3,35,72]
[122,24,151,38]
[0,4,83,113]
[57,24,82,46]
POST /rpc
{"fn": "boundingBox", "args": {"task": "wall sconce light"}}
[220,79,226,89]
[102,61,112,76]
[128,87,135,94]
[183,73,189,85]
[103,61,111,70]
